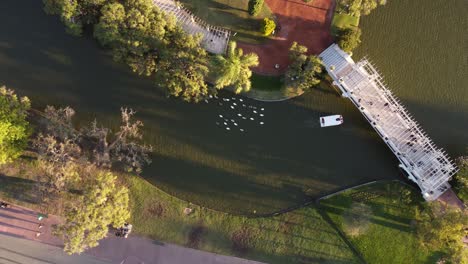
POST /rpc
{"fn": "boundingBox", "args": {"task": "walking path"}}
[0,204,264,264]
[0,234,108,264]
[238,0,335,75]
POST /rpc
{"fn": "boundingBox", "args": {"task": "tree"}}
[158,29,210,102]
[337,27,362,53]
[248,0,264,16]
[212,41,259,94]
[261,18,276,36]
[33,134,81,196]
[95,0,209,101]
[284,42,323,91]
[43,0,109,35]
[55,171,130,255]
[37,106,152,173]
[341,0,387,17]
[416,203,468,263]
[40,105,77,141]
[83,107,152,173]
[94,0,174,76]
[453,156,468,203]
[0,86,31,164]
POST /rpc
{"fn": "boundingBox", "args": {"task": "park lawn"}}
[0,160,359,264]
[320,181,441,264]
[243,74,306,101]
[177,0,274,44]
[125,174,360,263]
[331,13,360,36]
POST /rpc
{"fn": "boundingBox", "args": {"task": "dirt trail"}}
[238,0,335,75]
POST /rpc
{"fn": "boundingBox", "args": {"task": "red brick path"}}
[0,204,62,246]
[238,0,335,75]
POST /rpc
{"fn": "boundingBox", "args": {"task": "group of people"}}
[115,223,133,238]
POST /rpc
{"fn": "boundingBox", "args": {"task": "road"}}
[0,204,264,264]
[0,234,108,264]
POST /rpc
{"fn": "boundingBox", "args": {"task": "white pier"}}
[154,0,231,54]
[319,44,458,201]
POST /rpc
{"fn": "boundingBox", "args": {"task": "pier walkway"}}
[320,44,458,201]
[153,0,230,54]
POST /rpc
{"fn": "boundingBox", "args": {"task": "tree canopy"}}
[342,0,387,17]
[337,27,362,53]
[284,42,323,91]
[55,171,130,255]
[0,86,31,164]
[453,156,468,203]
[44,0,260,102]
[83,107,152,172]
[416,203,468,263]
[93,0,210,102]
[43,0,108,35]
[157,29,210,102]
[212,41,259,94]
[94,0,175,76]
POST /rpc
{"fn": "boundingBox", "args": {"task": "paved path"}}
[0,204,264,264]
[437,188,466,210]
[0,234,108,264]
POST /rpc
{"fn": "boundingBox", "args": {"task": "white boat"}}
[320,115,343,127]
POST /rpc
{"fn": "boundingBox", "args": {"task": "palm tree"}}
[212,41,259,94]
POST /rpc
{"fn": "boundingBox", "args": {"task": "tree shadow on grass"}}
[319,195,414,233]
[0,175,39,205]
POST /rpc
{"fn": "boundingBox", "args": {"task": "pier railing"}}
[319,44,458,201]
[153,0,231,54]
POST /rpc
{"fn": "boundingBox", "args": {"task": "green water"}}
[0,0,465,215]
[354,0,468,153]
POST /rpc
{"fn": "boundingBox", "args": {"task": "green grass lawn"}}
[1,161,444,263]
[177,0,274,44]
[320,181,442,264]
[0,160,359,264]
[331,13,360,36]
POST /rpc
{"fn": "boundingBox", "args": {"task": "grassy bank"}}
[330,1,361,36]
[320,181,441,264]
[1,160,443,263]
[242,74,303,101]
[0,160,358,263]
[178,0,274,44]
[331,13,360,35]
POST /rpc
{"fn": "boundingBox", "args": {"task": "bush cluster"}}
[261,18,276,36]
[337,27,362,53]
[248,0,264,16]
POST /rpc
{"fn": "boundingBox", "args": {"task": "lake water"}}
[354,0,468,154]
[0,0,465,214]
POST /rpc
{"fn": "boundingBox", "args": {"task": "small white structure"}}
[320,115,343,127]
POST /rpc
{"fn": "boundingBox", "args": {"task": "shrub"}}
[453,156,468,203]
[248,0,264,16]
[0,86,31,164]
[337,27,362,53]
[261,18,276,36]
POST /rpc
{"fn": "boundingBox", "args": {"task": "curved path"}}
[238,0,335,75]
